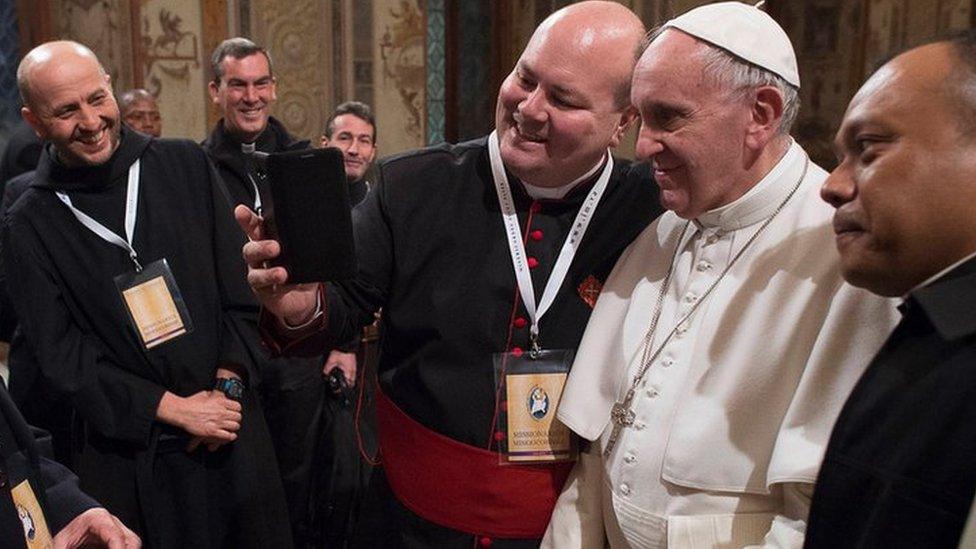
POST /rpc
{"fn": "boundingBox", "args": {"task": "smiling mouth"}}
[76,129,106,148]
[653,164,682,176]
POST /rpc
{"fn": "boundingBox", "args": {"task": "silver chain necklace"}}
[604,154,810,456]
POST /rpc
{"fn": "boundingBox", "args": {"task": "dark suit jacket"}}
[806,256,976,548]
[0,380,98,548]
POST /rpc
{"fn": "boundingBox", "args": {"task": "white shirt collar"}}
[520,153,607,200]
[695,139,803,231]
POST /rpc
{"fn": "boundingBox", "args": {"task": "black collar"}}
[909,255,976,341]
[32,126,150,192]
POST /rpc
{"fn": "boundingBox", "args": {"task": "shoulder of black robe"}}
[0,120,43,189]
[0,171,36,341]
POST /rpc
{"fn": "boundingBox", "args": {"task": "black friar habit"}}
[263,136,663,548]
[2,128,291,548]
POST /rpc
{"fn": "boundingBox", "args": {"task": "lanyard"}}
[488,130,613,355]
[56,159,143,272]
[247,173,263,214]
[241,143,264,214]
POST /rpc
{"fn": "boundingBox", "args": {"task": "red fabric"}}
[376,388,573,539]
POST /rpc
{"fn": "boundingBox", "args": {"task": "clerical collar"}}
[695,139,802,231]
[34,126,150,192]
[520,154,606,200]
[910,249,976,296]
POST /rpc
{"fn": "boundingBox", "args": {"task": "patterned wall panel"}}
[138,0,208,140]
[375,0,426,155]
[201,0,229,132]
[51,0,135,93]
[425,0,444,145]
[0,0,21,139]
[250,0,334,143]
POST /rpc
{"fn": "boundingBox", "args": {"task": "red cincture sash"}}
[376,388,573,538]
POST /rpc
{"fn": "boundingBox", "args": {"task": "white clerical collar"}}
[520,154,607,200]
[695,139,803,231]
[909,249,976,296]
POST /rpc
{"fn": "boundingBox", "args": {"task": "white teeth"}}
[78,131,104,145]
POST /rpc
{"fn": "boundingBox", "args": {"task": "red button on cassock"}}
[512,346,523,357]
[530,202,542,213]
[530,230,544,241]
[527,257,539,269]
[513,317,527,329]
[480,536,493,547]
[493,431,505,441]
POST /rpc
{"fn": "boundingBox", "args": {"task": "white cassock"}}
[543,142,900,548]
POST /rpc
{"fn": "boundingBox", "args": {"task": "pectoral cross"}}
[604,388,636,456]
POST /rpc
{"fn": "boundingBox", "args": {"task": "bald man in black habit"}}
[5,40,290,548]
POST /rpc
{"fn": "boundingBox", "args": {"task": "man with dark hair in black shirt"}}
[201,36,336,547]
[808,30,976,549]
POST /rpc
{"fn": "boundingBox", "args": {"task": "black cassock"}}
[268,136,662,548]
[806,256,976,549]
[2,128,291,548]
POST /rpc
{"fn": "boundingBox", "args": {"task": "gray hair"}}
[641,27,800,135]
[118,88,155,111]
[210,37,273,85]
[324,101,377,141]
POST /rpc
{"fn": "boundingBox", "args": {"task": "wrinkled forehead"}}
[32,61,111,108]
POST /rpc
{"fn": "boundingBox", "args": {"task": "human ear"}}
[609,106,639,148]
[745,86,785,150]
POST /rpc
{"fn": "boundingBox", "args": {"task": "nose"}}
[517,87,549,125]
[635,121,664,161]
[77,104,101,130]
[243,83,259,103]
[347,140,360,156]
[821,162,857,208]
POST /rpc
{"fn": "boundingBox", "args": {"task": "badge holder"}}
[114,258,193,350]
[493,346,578,465]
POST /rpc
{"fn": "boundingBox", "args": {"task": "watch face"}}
[217,378,245,401]
[227,382,244,400]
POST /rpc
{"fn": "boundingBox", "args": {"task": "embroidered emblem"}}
[578,275,603,309]
[17,504,35,541]
[528,386,550,420]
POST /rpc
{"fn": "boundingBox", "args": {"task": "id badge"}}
[11,480,53,549]
[493,349,578,464]
[114,258,193,349]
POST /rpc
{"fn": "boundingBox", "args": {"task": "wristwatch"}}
[213,377,245,402]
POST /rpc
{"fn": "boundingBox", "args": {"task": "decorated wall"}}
[5,0,976,164]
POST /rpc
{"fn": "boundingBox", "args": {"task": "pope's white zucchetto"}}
[661,1,800,89]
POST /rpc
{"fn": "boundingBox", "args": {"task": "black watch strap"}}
[213,377,245,401]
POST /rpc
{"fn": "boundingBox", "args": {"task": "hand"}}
[324,350,357,386]
[234,205,319,325]
[53,507,140,549]
[156,391,241,443]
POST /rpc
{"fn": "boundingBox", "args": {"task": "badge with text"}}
[11,480,53,549]
[114,258,193,349]
[493,349,577,464]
